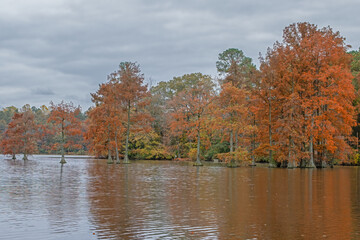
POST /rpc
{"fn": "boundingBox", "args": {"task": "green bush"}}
[204,141,229,161]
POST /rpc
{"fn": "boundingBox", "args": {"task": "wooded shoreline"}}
[1,22,360,168]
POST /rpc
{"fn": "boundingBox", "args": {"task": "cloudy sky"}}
[1,0,359,110]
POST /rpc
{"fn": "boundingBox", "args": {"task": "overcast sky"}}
[1,0,359,110]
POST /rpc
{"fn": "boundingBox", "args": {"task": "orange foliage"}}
[256,22,355,165]
[168,74,215,162]
[48,101,83,153]
[87,82,125,157]
[87,62,151,159]
[0,110,38,157]
[214,82,250,151]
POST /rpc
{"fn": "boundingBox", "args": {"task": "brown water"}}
[0,156,360,240]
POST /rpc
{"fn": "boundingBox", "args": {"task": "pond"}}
[0,155,360,239]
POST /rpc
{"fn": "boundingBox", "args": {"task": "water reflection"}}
[0,156,92,239]
[86,163,360,240]
[0,156,360,239]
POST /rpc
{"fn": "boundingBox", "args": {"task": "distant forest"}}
[1,22,360,167]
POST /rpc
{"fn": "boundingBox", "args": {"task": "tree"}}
[87,82,125,163]
[255,56,278,167]
[109,62,150,164]
[216,48,256,89]
[214,82,250,167]
[216,48,257,166]
[169,73,215,166]
[258,22,355,168]
[350,49,360,152]
[48,101,82,164]
[149,81,174,142]
[153,73,214,159]
[0,106,18,135]
[1,113,22,159]
[0,108,38,160]
[350,48,360,81]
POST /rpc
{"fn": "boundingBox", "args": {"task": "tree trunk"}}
[288,136,296,168]
[321,145,328,168]
[107,146,113,164]
[60,118,66,164]
[115,130,120,164]
[280,160,288,168]
[235,130,238,150]
[227,129,238,167]
[250,132,256,166]
[177,140,181,159]
[300,158,307,168]
[194,114,203,166]
[23,138,28,161]
[307,114,316,168]
[250,114,256,166]
[230,130,233,153]
[12,154,16,160]
[124,101,131,164]
[268,96,277,168]
[107,125,113,164]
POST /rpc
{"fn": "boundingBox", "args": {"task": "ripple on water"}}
[1,157,360,239]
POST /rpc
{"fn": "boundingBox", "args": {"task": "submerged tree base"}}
[268,162,277,168]
[305,162,316,168]
[320,161,328,168]
[300,160,307,168]
[227,162,239,168]
[60,158,67,164]
[193,161,203,166]
[287,161,297,169]
[123,154,131,164]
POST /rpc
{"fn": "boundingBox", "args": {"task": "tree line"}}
[1,22,360,167]
[0,103,87,162]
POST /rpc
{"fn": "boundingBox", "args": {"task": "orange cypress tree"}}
[1,113,22,159]
[48,101,82,164]
[258,22,355,167]
[253,53,278,167]
[87,62,150,163]
[110,62,150,163]
[87,81,125,163]
[0,110,38,160]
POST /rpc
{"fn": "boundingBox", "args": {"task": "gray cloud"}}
[1,0,359,110]
[31,88,55,96]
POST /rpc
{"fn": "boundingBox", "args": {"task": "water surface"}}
[0,155,359,239]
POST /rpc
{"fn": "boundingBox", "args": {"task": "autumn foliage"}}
[168,73,215,165]
[87,62,153,162]
[256,22,355,167]
[0,110,38,159]
[1,22,360,167]
[47,101,83,158]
